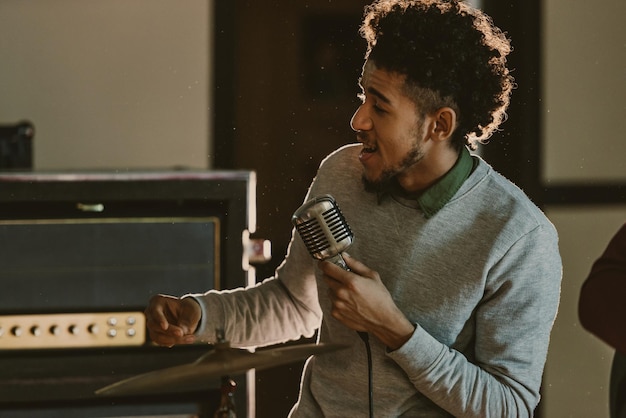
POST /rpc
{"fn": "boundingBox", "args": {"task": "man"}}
[146,1,562,416]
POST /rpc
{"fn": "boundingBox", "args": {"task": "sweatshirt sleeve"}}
[183,151,355,348]
[187,219,324,347]
[388,223,562,418]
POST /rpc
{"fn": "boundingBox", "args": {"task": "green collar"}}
[417,147,474,218]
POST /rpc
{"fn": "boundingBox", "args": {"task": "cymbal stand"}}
[213,376,237,418]
[212,328,237,418]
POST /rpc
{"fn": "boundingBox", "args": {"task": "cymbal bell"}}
[95,342,347,397]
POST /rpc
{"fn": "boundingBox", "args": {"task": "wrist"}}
[374,316,416,351]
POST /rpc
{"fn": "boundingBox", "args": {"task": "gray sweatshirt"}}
[192,144,562,417]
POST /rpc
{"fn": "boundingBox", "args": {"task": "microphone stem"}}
[327,253,349,270]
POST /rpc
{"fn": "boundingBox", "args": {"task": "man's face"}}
[351,61,431,193]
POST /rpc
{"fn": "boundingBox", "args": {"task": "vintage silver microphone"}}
[291,194,354,269]
[291,194,374,418]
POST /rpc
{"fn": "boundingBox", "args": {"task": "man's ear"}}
[430,107,457,142]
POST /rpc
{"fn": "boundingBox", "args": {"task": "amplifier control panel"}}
[0,312,145,349]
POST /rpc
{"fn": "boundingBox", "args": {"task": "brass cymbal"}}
[95,342,347,396]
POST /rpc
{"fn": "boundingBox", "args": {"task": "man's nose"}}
[350,105,372,132]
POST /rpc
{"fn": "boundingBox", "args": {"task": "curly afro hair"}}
[360,0,514,151]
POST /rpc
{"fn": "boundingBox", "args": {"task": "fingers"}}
[145,294,174,331]
[147,327,196,347]
[319,254,387,333]
[319,253,378,285]
[342,253,376,278]
[318,257,352,285]
[149,298,170,332]
[144,294,200,347]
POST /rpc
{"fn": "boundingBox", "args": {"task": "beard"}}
[361,115,426,197]
[361,144,425,195]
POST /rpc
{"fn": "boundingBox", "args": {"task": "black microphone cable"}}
[358,331,374,418]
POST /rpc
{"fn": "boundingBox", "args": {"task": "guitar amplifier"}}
[0,170,258,418]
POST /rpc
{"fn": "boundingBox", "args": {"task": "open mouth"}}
[361,144,377,154]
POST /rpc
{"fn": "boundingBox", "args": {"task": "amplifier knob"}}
[49,325,61,336]
[11,326,23,337]
[88,323,99,334]
[30,325,42,337]
[107,329,117,338]
[68,325,80,335]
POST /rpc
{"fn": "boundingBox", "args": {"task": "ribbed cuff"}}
[182,291,225,343]
[386,324,447,381]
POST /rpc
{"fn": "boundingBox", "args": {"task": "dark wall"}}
[214,0,369,278]
[481,0,543,204]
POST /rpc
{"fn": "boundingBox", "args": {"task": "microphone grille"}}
[292,195,353,260]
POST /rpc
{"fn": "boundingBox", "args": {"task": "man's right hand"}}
[144,294,202,347]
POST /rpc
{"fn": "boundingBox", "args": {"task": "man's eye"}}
[373,102,386,113]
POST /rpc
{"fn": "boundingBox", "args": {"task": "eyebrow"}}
[367,86,392,105]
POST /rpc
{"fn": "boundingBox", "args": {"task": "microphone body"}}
[291,194,353,269]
